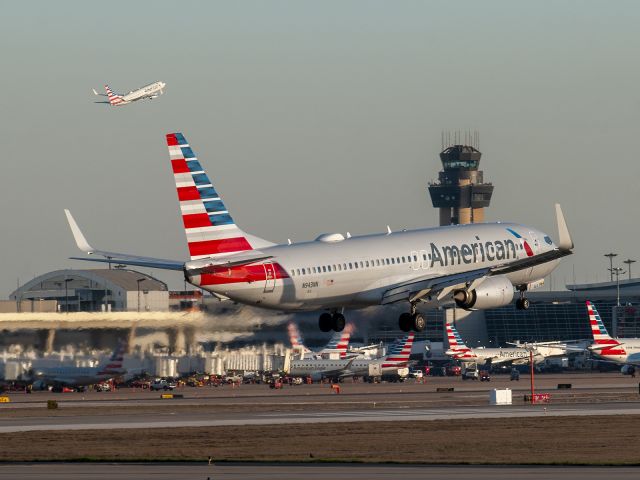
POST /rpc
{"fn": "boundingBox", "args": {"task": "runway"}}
[1,463,639,480]
[2,402,640,433]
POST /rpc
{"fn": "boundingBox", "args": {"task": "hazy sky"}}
[1,1,639,296]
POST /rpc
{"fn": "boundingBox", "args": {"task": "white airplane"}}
[444,323,569,366]
[586,301,640,365]
[289,333,415,381]
[288,321,352,359]
[65,132,574,333]
[93,81,166,106]
[33,343,126,387]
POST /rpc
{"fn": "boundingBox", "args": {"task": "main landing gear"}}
[398,303,426,333]
[319,312,346,332]
[515,289,530,310]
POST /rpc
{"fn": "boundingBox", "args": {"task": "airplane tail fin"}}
[382,332,415,367]
[322,323,354,359]
[166,132,273,260]
[586,301,619,345]
[104,84,125,106]
[445,323,469,351]
[98,341,126,374]
[287,322,311,354]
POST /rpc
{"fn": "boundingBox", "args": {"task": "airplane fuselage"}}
[121,81,166,104]
[592,341,640,365]
[186,222,559,312]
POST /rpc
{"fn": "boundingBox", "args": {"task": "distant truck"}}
[150,379,176,391]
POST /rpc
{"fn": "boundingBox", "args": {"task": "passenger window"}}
[365,261,369,267]
[376,259,380,266]
[354,263,358,269]
[313,267,317,273]
[322,266,327,272]
[413,255,417,262]
[423,254,427,260]
[302,268,306,275]
[343,263,347,270]
[360,261,364,268]
[349,263,353,269]
[402,256,406,263]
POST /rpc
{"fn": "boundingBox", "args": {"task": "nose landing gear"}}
[318,312,346,332]
[515,289,530,310]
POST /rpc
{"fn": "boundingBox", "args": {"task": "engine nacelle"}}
[454,275,514,310]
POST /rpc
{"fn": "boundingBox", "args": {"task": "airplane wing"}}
[65,209,185,271]
[92,88,108,96]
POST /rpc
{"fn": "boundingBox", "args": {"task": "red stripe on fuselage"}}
[188,237,253,257]
[199,263,289,286]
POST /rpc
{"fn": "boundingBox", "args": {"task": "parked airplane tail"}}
[323,323,354,358]
[445,323,470,351]
[98,341,126,375]
[104,85,125,106]
[381,332,414,368]
[586,301,625,353]
[287,322,311,354]
[166,132,273,261]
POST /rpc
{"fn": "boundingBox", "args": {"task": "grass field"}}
[2,415,640,464]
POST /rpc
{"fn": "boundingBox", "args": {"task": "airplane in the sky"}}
[65,132,574,333]
[32,343,126,387]
[288,321,352,359]
[444,323,569,366]
[586,301,640,365]
[93,81,166,106]
[288,333,415,381]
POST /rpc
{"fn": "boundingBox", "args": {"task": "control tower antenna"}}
[428,131,493,225]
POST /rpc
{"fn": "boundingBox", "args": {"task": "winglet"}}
[64,209,94,253]
[555,204,573,251]
[92,88,98,96]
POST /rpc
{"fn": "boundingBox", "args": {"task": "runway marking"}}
[2,404,640,433]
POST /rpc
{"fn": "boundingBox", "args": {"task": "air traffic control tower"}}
[428,137,494,225]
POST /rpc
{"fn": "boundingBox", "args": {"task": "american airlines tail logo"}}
[382,333,414,368]
[586,301,626,355]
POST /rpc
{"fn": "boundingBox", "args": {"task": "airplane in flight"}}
[32,343,126,387]
[445,323,569,365]
[586,301,640,365]
[288,321,353,359]
[65,132,574,333]
[288,333,415,381]
[93,81,166,106]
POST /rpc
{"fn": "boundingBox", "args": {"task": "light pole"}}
[64,278,73,313]
[604,253,618,282]
[624,259,636,281]
[609,267,625,307]
[136,278,145,313]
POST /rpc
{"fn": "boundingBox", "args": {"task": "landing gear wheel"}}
[332,313,346,332]
[412,313,426,332]
[319,312,333,332]
[399,312,412,332]
[516,298,530,310]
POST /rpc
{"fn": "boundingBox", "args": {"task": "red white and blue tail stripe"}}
[104,85,125,106]
[381,333,414,368]
[167,133,255,260]
[323,323,353,359]
[445,323,476,360]
[97,341,125,375]
[288,322,311,355]
[586,301,625,355]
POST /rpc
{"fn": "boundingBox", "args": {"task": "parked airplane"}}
[586,301,640,365]
[288,321,352,359]
[32,343,126,387]
[65,132,574,333]
[288,333,415,381]
[93,81,166,106]
[444,323,568,365]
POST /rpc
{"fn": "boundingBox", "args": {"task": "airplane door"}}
[263,263,276,293]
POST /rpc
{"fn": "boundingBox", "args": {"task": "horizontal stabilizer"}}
[64,210,184,271]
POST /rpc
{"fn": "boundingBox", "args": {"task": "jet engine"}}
[453,275,514,310]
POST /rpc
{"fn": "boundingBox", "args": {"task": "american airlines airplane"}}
[33,343,126,387]
[289,333,415,381]
[586,301,640,365]
[445,323,568,366]
[93,81,166,106]
[65,132,574,334]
